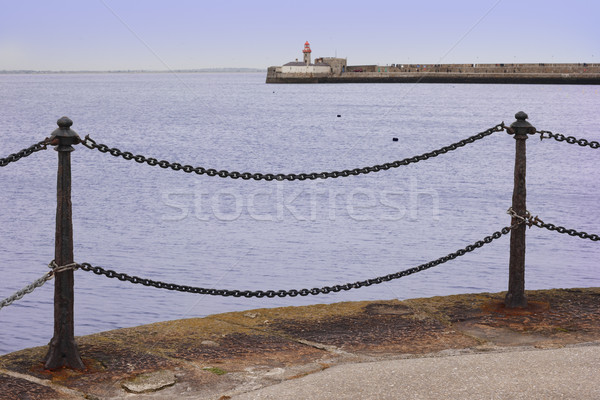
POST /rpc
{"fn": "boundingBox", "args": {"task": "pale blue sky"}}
[1,0,598,70]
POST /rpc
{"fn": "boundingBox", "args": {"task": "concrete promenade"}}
[0,288,599,399]
[233,345,600,399]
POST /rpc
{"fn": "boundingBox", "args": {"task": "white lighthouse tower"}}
[303,41,312,65]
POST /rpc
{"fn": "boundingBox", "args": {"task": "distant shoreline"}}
[0,68,266,75]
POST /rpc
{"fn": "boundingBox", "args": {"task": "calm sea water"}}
[0,72,599,355]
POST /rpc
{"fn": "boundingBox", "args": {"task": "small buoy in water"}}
[392,137,399,142]
[337,115,341,117]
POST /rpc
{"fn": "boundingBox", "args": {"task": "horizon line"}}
[0,68,267,74]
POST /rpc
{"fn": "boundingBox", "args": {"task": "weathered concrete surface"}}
[0,288,598,399]
[233,345,600,400]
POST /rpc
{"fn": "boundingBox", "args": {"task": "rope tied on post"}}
[48,260,80,276]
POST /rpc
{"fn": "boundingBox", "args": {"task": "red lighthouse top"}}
[303,41,312,53]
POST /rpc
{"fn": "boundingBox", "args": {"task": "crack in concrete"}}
[209,316,350,357]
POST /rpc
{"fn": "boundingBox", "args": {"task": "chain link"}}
[537,129,600,149]
[507,208,599,241]
[0,261,86,311]
[0,139,50,167]
[532,220,600,241]
[81,124,506,181]
[77,224,515,298]
[537,223,600,241]
[0,271,53,310]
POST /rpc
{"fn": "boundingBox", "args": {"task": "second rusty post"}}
[44,117,85,370]
[505,111,535,308]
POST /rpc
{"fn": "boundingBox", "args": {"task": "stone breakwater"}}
[266,63,600,84]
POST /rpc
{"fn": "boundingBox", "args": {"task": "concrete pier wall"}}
[389,63,600,74]
[266,63,600,84]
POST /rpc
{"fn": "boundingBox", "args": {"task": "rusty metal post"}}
[44,117,85,370]
[505,111,535,308]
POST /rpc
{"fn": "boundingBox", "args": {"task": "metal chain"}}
[0,261,82,311]
[77,224,515,298]
[537,129,600,149]
[81,123,506,181]
[537,223,600,241]
[0,272,53,310]
[0,139,50,167]
[507,207,599,241]
[531,220,600,242]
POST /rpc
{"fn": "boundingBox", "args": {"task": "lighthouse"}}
[303,41,312,65]
[273,42,336,79]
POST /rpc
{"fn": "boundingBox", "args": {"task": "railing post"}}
[44,117,85,370]
[505,111,535,308]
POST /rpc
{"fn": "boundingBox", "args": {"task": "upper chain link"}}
[81,123,506,181]
[507,207,599,241]
[0,139,50,167]
[537,129,600,149]
[77,224,515,298]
